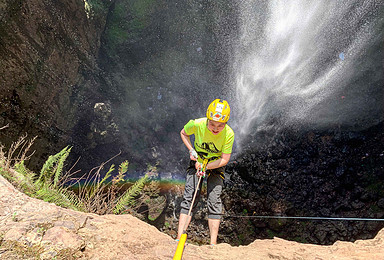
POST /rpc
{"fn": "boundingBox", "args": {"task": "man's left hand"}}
[196,169,206,178]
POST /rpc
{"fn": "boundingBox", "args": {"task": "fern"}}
[113,160,129,184]
[35,184,84,211]
[113,173,149,214]
[119,160,129,176]
[0,166,15,184]
[33,146,86,211]
[14,161,37,195]
[1,137,154,216]
[88,164,115,199]
[37,146,71,187]
[98,164,114,188]
[53,147,71,187]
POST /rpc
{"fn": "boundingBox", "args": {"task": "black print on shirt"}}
[196,142,219,154]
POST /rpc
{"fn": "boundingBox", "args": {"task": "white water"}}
[232,0,383,143]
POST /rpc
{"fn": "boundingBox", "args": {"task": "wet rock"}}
[351,201,365,210]
[378,199,384,209]
[94,103,112,119]
[211,122,384,245]
[88,102,119,145]
[0,0,113,170]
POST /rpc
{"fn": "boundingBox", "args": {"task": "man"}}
[177,99,235,245]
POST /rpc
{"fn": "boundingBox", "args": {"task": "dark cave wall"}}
[0,0,112,168]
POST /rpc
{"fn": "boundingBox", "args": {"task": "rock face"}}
[0,0,111,169]
[155,122,384,246]
[0,0,239,173]
[1,175,384,259]
[219,122,384,245]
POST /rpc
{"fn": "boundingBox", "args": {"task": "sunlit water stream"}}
[231,0,383,146]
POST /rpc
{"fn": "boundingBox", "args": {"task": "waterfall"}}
[232,0,384,145]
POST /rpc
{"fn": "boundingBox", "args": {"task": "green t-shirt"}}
[184,117,235,163]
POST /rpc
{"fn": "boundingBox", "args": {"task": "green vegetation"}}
[0,134,155,216]
[113,170,149,214]
[84,0,110,19]
[366,180,384,197]
[266,229,277,239]
[293,236,308,243]
[370,204,381,213]
[103,0,156,54]
[11,212,18,222]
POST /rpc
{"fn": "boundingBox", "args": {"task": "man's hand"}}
[195,161,201,170]
[195,161,206,178]
[189,149,198,161]
[196,170,206,178]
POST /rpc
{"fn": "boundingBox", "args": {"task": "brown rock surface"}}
[1,174,384,260]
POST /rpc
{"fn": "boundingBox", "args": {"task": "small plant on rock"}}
[0,134,156,216]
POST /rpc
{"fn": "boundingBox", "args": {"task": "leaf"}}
[113,174,149,214]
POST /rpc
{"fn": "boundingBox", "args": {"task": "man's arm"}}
[206,153,231,170]
[180,128,193,150]
[180,128,198,161]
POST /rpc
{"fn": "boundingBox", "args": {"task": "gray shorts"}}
[180,161,224,220]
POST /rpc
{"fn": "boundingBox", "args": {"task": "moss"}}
[266,229,277,239]
[0,240,44,259]
[36,222,54,235]
[237,233,245,244]
[0,23,10,50]
[16,78,37,93]
[55,248,81,260]
[0,240,80,259]
[292,236,308,243]
[130,0,156,30]
[366,180,384,197]
[103,0,156,53]
[370,204,381,213]
[87,0,110,14]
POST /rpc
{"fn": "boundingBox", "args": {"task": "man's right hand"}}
[195,161,201,170]
[189,149,198,161]
[195,161,206,177]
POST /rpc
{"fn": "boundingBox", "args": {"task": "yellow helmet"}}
[206,99,231,123]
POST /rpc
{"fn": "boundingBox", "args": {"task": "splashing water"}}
[232,0,384,144]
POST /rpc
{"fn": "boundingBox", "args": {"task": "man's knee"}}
[207,180,223,218]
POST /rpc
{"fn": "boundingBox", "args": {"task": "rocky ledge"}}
[0,175,384,259]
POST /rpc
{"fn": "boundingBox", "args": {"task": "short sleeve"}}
[184,119,196,135]
[222,130,234,154]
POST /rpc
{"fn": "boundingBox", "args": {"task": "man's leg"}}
[177,213,192,239]
[207,168,224,245]
[208,218,220,244]
[178,163,201,239]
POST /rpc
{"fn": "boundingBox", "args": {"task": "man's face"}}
[207,120,226,135]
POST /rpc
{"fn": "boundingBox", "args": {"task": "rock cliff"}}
[0,0,111,168]
[1,174,384,259]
